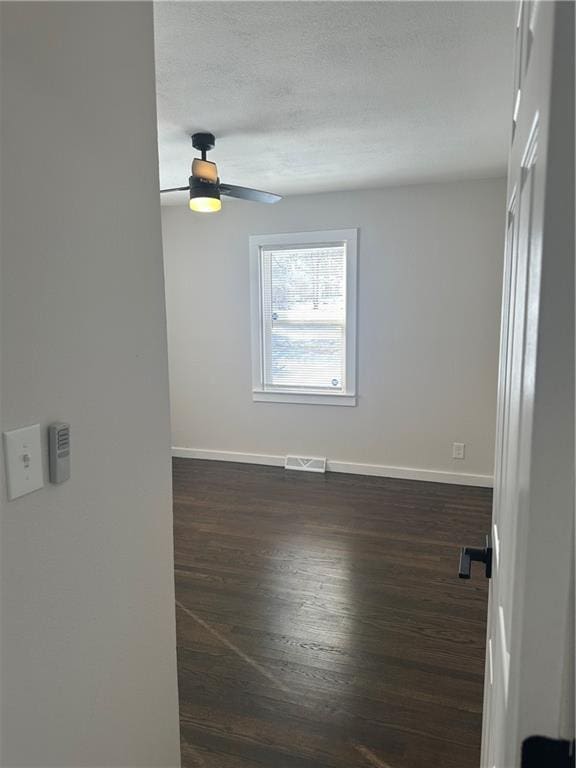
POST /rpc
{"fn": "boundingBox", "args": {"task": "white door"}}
[478,2,574,766]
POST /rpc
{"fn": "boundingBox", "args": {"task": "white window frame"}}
[249,228,358,406]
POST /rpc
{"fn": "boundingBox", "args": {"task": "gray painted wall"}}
[0,3,180,765]
[162,177,506,481]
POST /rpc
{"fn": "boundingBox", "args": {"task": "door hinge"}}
[521,736,574,767]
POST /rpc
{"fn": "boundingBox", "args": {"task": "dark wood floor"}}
[173,458,492,768]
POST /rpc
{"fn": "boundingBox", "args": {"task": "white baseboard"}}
[172,447,493,488]
[326,459,493,487]
[172,447,285,468]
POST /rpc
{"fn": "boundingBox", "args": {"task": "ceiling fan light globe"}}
[189,197,222,213]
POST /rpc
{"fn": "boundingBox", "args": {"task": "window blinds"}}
[260,245,347,392]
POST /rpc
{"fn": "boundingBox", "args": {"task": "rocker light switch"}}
[3,424,44,500]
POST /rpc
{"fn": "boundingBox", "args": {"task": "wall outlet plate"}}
[452,442,466,460]
[3,424,44,500]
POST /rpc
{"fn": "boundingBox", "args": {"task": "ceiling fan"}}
[160,132,282,213]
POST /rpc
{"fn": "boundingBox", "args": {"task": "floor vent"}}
[285,455,327,473]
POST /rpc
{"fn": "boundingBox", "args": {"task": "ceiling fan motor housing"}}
[188,175,220,201]
[192,158,218,183]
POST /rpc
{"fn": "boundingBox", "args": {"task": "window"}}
[250,229,357,405]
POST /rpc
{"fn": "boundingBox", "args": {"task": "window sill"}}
[252,390,357,406]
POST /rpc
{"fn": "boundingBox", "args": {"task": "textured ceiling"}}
[154,1,514,203]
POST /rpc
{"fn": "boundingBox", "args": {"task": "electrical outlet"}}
[452,442,465,460]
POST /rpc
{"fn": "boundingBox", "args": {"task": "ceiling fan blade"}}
[160,185,190,193]
[219,183,282,204]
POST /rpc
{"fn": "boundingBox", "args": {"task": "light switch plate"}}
[3,424,44,500]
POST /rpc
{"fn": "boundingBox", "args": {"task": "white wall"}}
[163,177,506,484]
[0,4,180,766]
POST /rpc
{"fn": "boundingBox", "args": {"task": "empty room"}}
[156,2,573,766]
[0,2,573,768]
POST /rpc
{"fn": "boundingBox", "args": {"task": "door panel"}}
[480,2,574,766]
